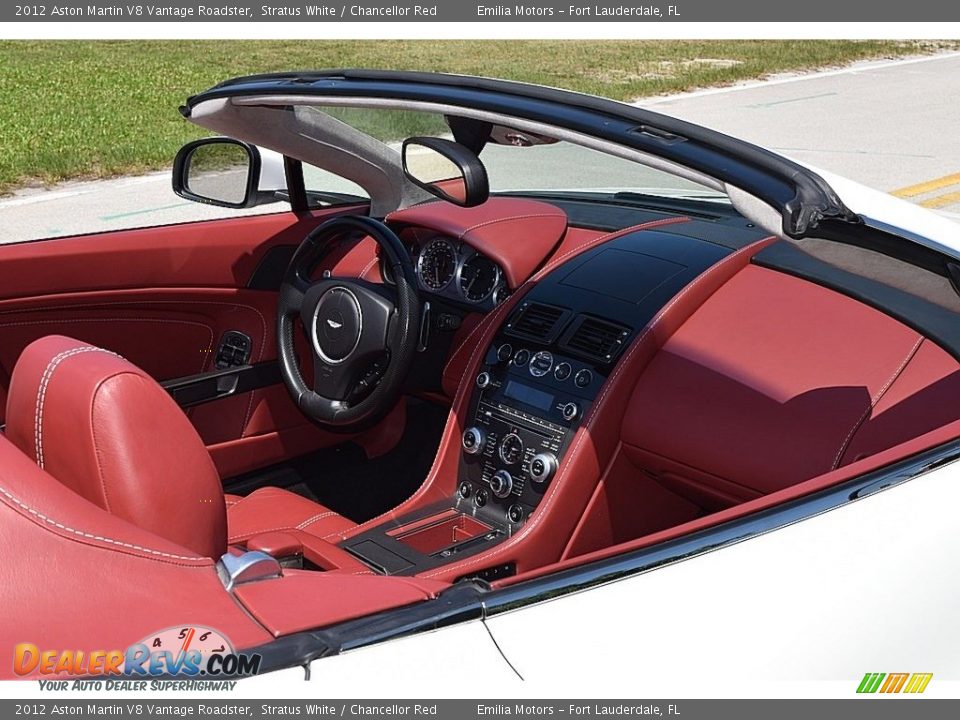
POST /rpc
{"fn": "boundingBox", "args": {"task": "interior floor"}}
[222,399,448,523]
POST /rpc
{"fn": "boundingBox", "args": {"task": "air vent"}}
[560,315,631,364]
[506,302,570,343]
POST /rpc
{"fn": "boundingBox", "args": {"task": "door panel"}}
[0,206,390,479]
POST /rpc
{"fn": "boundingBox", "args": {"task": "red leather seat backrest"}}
[5,335,226,558]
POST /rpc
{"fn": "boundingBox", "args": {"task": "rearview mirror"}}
[173,138,283,208]
[402,137,489,208]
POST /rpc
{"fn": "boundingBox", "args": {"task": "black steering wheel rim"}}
[277,215,420,432]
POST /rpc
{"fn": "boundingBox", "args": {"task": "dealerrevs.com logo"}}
[14,626,261,688]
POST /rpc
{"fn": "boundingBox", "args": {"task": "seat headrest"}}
[5,335,226,558]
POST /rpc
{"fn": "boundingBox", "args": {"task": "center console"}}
[340,224,736,580]
[455,307,612,529]
[340,304,614,579]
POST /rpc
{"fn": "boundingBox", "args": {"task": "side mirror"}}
[172,138,284,208]
[402,137,489,208]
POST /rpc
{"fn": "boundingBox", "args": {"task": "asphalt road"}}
[2,52,958,245]
[641,52,960,217]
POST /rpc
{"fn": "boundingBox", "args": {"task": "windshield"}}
[299,105,727,203]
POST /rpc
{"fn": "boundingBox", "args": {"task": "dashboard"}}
[387,232,510,312]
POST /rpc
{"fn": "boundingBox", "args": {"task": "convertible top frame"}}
[182,69,860,239]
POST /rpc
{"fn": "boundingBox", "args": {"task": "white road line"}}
[0,190,90,209]
[636,51,960,106]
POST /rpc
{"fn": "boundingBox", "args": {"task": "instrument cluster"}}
[385,233,509,311]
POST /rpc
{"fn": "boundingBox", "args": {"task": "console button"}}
[507,504,524,523]
[475,489,488,507]
[497,343,513,362]
[529,351,554,378]
[459,482,472,499]
[574,369,593,388]
[513,348,530,366]
[554,362,572,381]
[476,371,492,389]
[561,402,580,422]
[489,470,514,499]
[529,452,559,483]
[462,427,485,455]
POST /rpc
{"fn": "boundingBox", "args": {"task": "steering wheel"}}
[277,215,421,432]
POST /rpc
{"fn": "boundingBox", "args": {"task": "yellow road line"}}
[921,190,960,209]
[892,172,960,198]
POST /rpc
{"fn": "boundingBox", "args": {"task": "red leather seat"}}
[4,335,353,556]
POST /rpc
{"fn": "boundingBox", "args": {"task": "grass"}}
[1,40,956,193]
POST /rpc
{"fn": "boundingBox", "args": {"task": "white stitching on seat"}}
[34,346,122,469]
[420,237,772,579]
[228,525,298,542]
[296,511,336,529]
[0,483,205,563]
[831,335,924,469]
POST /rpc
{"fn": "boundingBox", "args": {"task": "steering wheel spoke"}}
[312,356,355,402]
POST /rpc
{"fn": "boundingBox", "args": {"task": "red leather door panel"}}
[0,207,371,478]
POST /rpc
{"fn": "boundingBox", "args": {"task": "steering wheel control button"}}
[462,427,486,455]
[476,371,492,389]
[574,369,593,388]
[530,452,559,483]
[459,482,472,499]
[497,343,514,362]
[489,470,514,499]
[313,287,362,365]
[554,362,572,381]
[513,348,530,366]
[498,433,525,465]
[529,350,554,378]
[508,504,525,523]
[561,402,581,422]
[475,489,489,507]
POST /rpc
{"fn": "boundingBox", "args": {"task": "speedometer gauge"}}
[416,238,457,291]
[458,254,501,303]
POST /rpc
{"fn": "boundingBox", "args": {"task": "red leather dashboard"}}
[387,197,568,289]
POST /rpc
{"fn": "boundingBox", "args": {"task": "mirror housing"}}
[402,137,489,208]
[172,137,285,209]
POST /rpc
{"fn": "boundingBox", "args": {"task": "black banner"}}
[5,0,960,22]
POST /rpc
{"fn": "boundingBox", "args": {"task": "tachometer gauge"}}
[458,253,501,303]
[416,238,457,291]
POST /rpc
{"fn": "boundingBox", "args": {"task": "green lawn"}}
[0,40,955,193]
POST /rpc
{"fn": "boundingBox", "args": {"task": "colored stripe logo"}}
[857,672,932,694]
